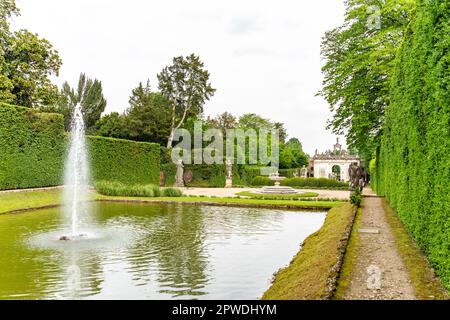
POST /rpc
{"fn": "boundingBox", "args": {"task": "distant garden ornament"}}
[160,171,166,187]
[300,166,308,178]
[183,170,193,184]
[175,159,185,187]
[225,159,233,188]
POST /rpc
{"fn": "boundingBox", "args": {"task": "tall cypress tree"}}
[56,73,107,131]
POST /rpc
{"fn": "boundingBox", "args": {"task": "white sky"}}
[12,0,346,154]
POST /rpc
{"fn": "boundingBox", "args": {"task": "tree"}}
[206,112,237,132]
[125,80,172,145]
[273,122,287,143]
[0,0,17,102]
[318,0,415,159]
[0,0,62,107]
[286,138,303,151]
[281,138,309,169]
[157,54,216,148]
[57,73,107,131]
[237,113,273,131]
[94,112,129,139]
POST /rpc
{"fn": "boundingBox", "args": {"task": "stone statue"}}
[225,159,233,188]
[300,166,308,178]
[175,159,184,187]
[348,162,363,191]
[226,159,233,180]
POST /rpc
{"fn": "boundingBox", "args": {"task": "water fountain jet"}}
[61,103,91,240]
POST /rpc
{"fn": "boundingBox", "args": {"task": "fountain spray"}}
[62,103,91,239]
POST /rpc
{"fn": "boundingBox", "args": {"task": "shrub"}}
[251,176,274,186]
[349,189,361,207]
[162,187,183,197]
[283,178,348,189]
[95,180,160,197]
[278,168,301,178]
[250,176,348,190]
[184,164,226,188]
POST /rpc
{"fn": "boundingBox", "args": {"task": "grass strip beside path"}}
[262,204,357,300]
[382,200,449,300]
[333,206,363,299]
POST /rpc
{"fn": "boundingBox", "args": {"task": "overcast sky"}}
[12,0,346,154]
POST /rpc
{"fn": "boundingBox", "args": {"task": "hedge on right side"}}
[372,0,450,290]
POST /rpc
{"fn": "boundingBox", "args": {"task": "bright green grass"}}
[262,204,356,300]
[95,194,345,209]
[0,188,346,215]
[0,189,63,214]
[236,191,319,200]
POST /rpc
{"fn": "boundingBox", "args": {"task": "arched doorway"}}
[332,165,341,181]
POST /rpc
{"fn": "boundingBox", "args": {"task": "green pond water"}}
[0,202,325,300]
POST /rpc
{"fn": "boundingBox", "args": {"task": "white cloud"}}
[12,0,346,154]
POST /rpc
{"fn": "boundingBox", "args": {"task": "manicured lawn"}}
[236,191,320,199]
[0,189,63,214]
[96,195,345,209]
[0,188,346,215]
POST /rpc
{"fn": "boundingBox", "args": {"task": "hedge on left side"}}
[0,103,66,190]
[0,103,161,190]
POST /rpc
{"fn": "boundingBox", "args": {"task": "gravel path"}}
[344,195,416,300]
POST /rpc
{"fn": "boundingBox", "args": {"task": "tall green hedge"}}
[0,103,160,190]
[372,0,450,290]
[89,136,160,186]
[0,103,66,189]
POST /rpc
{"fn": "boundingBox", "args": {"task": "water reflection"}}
[0,202,325,300]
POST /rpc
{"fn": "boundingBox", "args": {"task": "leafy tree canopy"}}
[0,0,61,107]
[50,73,107,131]
[319,0,415,160]
[158,54,216,148]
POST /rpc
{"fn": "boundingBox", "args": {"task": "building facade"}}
[310,139,361,182]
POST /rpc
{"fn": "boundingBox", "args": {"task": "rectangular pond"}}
[0,202,325,300]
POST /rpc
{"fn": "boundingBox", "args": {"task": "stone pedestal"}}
[225,178,232,188]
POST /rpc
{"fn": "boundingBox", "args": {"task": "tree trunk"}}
[167,128,175,148]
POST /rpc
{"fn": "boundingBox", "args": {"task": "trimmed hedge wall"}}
[0,103,160,190]
[0,103,66,189]
[251,176,348,190]
[89,136,160,186]
[184,164,226,188]
[372,1,450,291]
